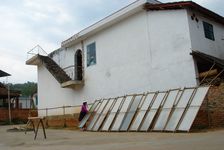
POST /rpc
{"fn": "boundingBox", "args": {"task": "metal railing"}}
[37,104,93,117]
[27,45,48,60]
[63,65,75,80]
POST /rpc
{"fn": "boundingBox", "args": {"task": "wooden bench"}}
[25,117,46,140]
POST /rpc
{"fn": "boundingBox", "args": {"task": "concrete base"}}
[61,80,84,89]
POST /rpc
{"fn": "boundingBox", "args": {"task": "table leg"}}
[31,120,36,133]
[40,120,47,139]
[34,120,41,140]
[25,120,30,134]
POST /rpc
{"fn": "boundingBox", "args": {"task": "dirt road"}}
[0,125,223,150]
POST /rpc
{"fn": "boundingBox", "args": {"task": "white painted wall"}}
[50,44,82,80]
[38,64,85,116]
[37,9,198,115]
[146,9,197,90]
[187,10,224,59]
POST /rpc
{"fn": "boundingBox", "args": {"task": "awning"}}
[191,51,224,69]
[191,51,224,85]
[0,70,11,77]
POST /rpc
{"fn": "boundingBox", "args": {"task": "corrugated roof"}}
[0,70,11,77]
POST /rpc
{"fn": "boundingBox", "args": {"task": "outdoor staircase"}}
[38,55,71,84]
[26,52,84,89]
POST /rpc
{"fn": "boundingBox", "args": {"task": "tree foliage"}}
[9,82,37,97]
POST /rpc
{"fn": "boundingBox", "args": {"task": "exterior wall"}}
[45,114,79,128]
[82,9,196,97]
[0,108,37,122]
[38,64,84,116]
[206,84,224,127]
[38,9,198,115]
[187,9,224,59]
[192,83,224,129]
[51,43,82,69]
[146,9,197,90]
[51,44,82,80]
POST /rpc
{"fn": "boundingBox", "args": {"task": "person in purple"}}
[79,102,88,130]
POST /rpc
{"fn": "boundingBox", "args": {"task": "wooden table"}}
[25,117,46,140]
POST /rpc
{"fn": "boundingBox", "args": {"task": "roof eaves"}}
[191,51,224,69]
[143,1,224,25]
[61,0,150,48]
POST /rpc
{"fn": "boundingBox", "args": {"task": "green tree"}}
[9,82,37,97]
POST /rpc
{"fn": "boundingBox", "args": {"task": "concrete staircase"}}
[26,54,84,89]
[38,55,71,84]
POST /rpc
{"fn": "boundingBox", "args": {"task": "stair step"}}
[39,55,71,84]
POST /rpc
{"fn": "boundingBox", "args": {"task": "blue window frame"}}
[87,42,96,67]
[203,21,215,41]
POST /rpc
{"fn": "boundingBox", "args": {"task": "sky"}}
[0,0,223,83]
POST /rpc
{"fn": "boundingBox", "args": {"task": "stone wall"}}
[192,83,224,129]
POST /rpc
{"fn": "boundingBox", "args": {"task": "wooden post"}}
[7,82,11,124]
[16,97,19,109]
[63,106,66,127]
[46,108,48,117]
[63,106,65,116]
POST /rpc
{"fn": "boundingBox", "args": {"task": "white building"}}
[26,0,224,115]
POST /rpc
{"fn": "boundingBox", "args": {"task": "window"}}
[203,21,215,41]
[87,42,96,67]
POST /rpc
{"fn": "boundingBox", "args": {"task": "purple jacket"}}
[81,105,88,113]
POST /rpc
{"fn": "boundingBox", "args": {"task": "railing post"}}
[63,106,66,127]
[27,45,48,60]
[63,106,65,116]
[46,108,48,117]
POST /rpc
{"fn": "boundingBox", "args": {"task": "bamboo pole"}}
[199,69,218,78]
[7,77,11,124]
[200,62,215,85]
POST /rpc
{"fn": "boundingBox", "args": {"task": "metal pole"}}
[46,108,48,117]
[7,77,12,124]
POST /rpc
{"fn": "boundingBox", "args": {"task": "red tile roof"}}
[144,1,224,25]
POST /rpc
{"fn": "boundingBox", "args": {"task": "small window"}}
[203,21,215,41]
[87,42,96,67]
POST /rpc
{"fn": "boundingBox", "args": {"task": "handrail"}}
[27,45,48,60]
[27,45,48,55]
[63,65,75,70]
[37,105,81,111]
[63,65,75,80]
[35,104,94,117]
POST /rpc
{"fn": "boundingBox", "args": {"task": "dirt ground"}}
[0,125,224,150]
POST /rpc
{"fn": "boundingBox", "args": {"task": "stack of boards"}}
[79,86,209,132]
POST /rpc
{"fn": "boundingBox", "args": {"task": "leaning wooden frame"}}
[80,86,210,133]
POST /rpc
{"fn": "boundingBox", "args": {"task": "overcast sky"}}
[0,0,223,83]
